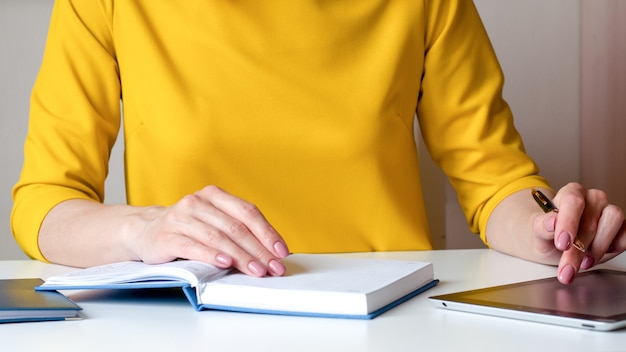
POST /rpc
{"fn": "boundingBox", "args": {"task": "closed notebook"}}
[37,254,438,319]
[0,278,82,323]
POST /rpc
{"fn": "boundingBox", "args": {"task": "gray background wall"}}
[1,1,582,259]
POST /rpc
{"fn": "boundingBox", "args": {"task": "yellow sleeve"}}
[418,0,551,243]
[11,0,120,260]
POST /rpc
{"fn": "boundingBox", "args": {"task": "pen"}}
[531,188,586,253]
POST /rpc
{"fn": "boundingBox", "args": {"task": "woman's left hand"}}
[548,182,626,283]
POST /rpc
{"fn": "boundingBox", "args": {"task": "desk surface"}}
[1,249,625,352]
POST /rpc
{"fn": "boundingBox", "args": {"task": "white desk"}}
[1,249,625,352]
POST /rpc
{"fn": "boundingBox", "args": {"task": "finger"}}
[176,238,235,268]
[143,229,234,269]
[607,219,626,254]
[583,204,626,269]
[170,219,274,277]
[551,184,587,283]
[191,205,286,277]
[553,185,621,283]
[200,185,290,258]
[531,211,561,256]
[557,249,585,284]
[552,183,586,252]
[532,208,557,240]
[150,193,279,277]
[183,188,288,276]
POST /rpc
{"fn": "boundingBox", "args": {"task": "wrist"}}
[120,205,165,262]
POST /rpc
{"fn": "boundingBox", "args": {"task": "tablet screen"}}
[430,269,626,329]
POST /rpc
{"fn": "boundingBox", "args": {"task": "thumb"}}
[533,212,557,243]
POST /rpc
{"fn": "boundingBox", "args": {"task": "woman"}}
[12,0,625,284]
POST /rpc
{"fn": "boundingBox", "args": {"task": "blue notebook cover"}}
[0,278,82,323]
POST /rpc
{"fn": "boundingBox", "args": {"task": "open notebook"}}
[38,254,438,319]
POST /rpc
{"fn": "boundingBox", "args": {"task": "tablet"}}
[429,269,626,331]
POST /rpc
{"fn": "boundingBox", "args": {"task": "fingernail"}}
[580,255,595,270]
[248,261,267,277]
[558,265,576,284]
[268,259,286,276]
[556,232,571,251]
[215,254,232,266]
[274,241,290,258]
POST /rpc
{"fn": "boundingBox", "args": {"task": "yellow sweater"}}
[12,0,549,261]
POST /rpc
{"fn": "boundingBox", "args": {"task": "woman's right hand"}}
[133,185,290,277]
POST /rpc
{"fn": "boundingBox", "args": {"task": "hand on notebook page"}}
[135,185,290,277]
[39,186,289,277]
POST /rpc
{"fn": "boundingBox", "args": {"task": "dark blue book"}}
[0,278,82,323]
